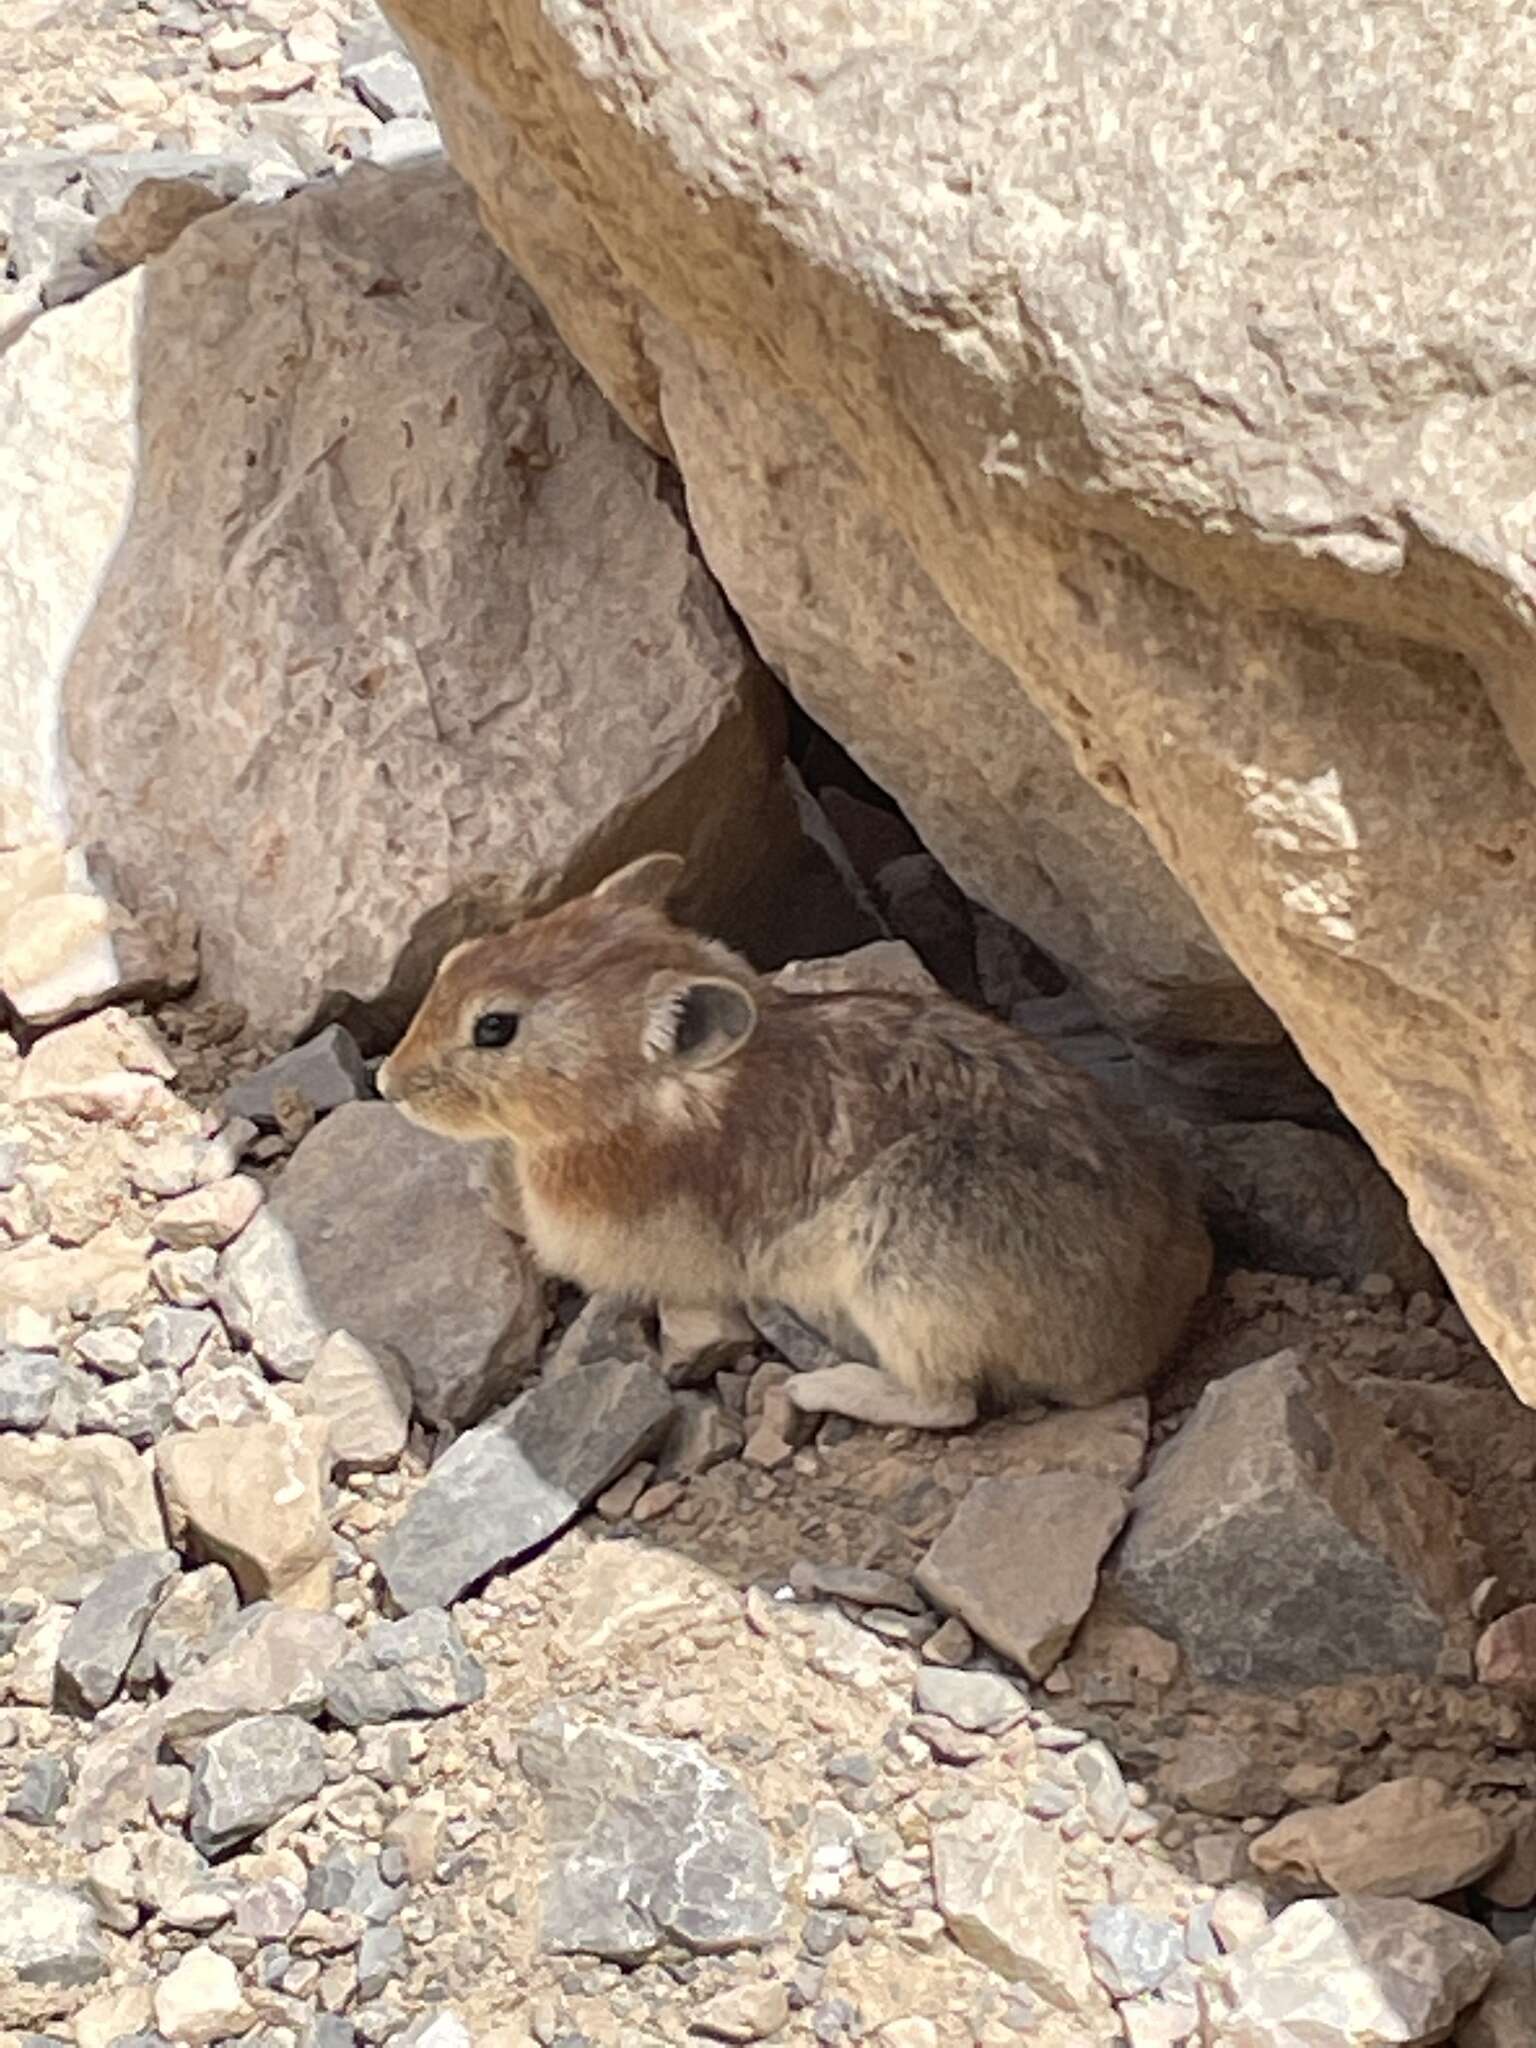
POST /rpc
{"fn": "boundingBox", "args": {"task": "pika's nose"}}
[376,1057,398,1102]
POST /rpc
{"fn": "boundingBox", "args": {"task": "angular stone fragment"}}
[296,1329,411,1474]
[917,1472,1129,1679]
[377,1360,675,1611]
[691,1980,792,2043]
[0,1434,165,1599]
[911,1668,1028,1734]
[159,1605,350,1745]
[1177,1120,1441,1292]
[56,1548,180,1715]
[1198,1896,1500,2047]
[59,161,802,1056]
[214,1211,328,1382]
[0,1878,106,1992]
[153,1176,262,1251]
[324,1610,485,1726]
[1475,1605,1536,1695]
[1112,1351,1479,1686]
[77,1366,177,1447]
[189,1713,326,1857]
[0,1347,63,1430]
[157,1416,334,1609]
[931,1799,1104,2012]
[224,1025,371,1128]
[1249,1778,1512,1901]
[1458,1936,1536,2048]
[520,1707,781,1960]
[1084,1905,1185,1999]
[271,1105,545,1429]
[153,1944,251,2045]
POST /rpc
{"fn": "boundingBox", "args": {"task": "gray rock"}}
[377,1359,676,1611]
[917,1472,1129,1680]
[657,1394,745,1477]
[189,1713,326,1857]
[304,2020,357,2048]
[1178,1120,1442,1293]
[1111,1349,1481,1686]
[789,1562,923,1613]
[7,1754,71,1825]
[74,1324,142,1379]
[747,1302,862,1371]
[520,1707,782,1960]
[270,1105,546,1427]
[214,1210,328,1381]
[224,1025,372,1128]
[0,1879,106,1988]
[1084,1905,1185,1999]
[912,1668,1028,1734]
[365,118,444,170]
[139,1307,217,1372]
[1198,1896,1501,2047]
[77,1368,177,1447]
[56,1548,180,1714]
[132,1563,241,1688]
[160,1605,351,1744]
[324,1609,485,1726]
[546,1296,659,1380]
[356,1922,407,1999]
[344,49,432,123]
[0,1349,64,1430]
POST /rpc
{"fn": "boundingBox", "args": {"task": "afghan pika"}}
[378,853,1212,1430]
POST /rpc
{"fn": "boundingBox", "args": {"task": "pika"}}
[378,853,1212,1430]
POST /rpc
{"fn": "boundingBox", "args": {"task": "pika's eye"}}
[472,1012,520,1049]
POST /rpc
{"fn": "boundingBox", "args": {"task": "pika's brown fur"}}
[379,854,1213,1430]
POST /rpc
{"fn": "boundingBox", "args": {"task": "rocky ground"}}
[5,5,1536,2048]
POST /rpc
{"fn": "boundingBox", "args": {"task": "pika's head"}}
[377,854,760,1147]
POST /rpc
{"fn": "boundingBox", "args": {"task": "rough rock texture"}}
[917,1473,1129,1680]
[58,155,800,1051]
[1248,1778,1511,1901]
[519,1707,782,1960]
[0,1878,107,1993]
[931,1799,1103,2012]
[377,1359,676,1610]
[55,1548,181,1716]
[296,1327,411,1476]
[1176,1121,1443,1292]
[386,0,1536,1407]
[269,1104,545,1430]
[156,1418,335,1610]
[188,1712,328,1857]
[1198,1896,1500,2047]
[323,1610,486,1726]
[1112,1351,1480,1686]
[0,1434,166,1600]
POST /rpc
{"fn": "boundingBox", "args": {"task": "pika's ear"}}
[643,973,757,1070]
[592,851,685,910]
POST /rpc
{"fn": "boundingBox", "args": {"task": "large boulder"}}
[384,0,1536,1404]
[51,157,805,1051]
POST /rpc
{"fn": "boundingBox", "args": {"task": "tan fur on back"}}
[379,878,1213,1412]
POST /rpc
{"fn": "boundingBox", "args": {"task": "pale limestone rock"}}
[1198,1896,1500,2047]
[152,1175,262,1251]
[296,1328,411,1474]
[386,0,1536,1406]
[153,1945,252,2045]
[1249,1779,1511,1901]
[0,1434,165,1600]
[58,158,801,1052]
[156,1417,335,1609]
[931,1799,1105,2013]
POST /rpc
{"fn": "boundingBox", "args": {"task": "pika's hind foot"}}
[787,1362,977,1431]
